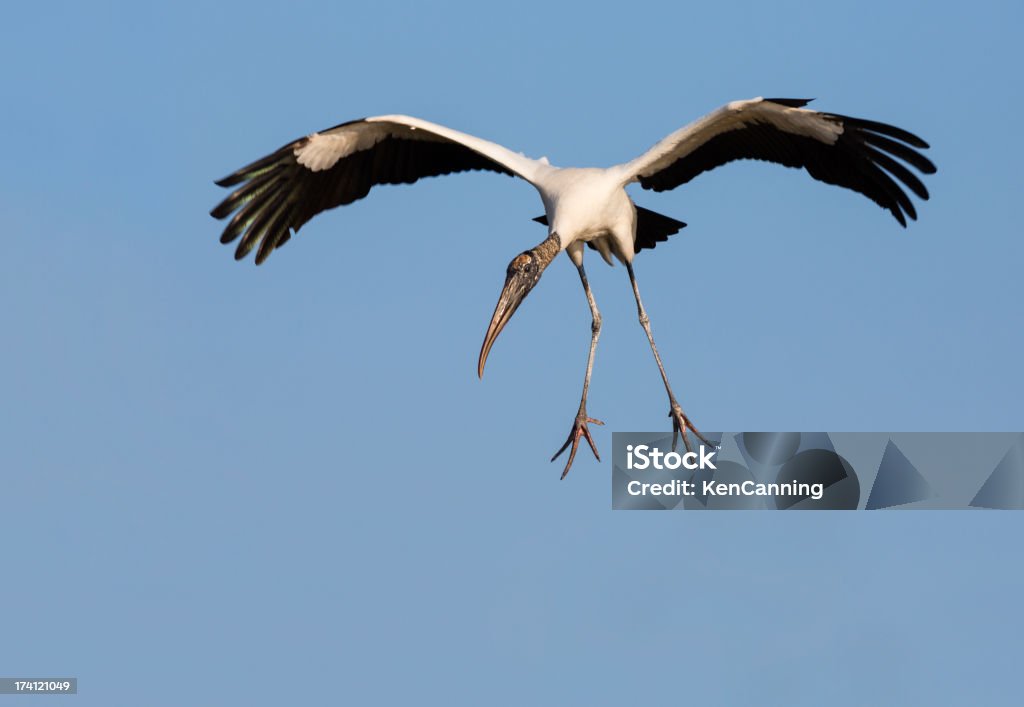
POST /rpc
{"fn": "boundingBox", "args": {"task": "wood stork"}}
[211,97,935,479]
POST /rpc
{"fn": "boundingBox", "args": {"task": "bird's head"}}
[478,233,560,378]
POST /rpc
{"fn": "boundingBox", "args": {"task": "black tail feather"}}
[532,206,686,253]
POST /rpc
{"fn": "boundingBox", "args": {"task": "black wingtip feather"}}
[764,98,815,108]
[893,207,908,228]
[840,115,930,149]
[215,142,301,188]
[861,132,937,175]
[865,145,930,201]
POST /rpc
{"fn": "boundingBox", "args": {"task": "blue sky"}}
[2,0,1022,704]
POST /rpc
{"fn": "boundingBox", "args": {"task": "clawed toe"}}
[552,412,604,479]
[669,403,710,453]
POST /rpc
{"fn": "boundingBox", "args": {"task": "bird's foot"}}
[669,402,711,453]
[551,410,604,480]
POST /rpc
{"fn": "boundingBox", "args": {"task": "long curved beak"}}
[478,271,535,378]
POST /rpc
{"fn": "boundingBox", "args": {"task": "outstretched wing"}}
[211,115,546,264]
[616,97,936,227]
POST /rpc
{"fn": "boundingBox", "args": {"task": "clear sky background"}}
[2,1,1022,704]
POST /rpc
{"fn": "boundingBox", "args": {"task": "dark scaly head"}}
[477,233,560,378]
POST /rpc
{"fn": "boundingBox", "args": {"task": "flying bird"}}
[211,97,936,478]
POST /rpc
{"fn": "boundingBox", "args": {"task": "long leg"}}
[626,262,710,453]
[552,262,604,479]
